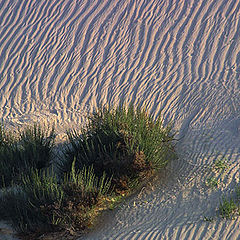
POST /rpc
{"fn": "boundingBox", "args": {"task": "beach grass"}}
[59,104,176,192]
[218,185,240,219]
[0,104,176,237]
[0,123,55,188]
[0,163,113,235]
[219,197,238,219]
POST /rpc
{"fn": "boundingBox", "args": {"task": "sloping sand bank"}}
[0,0,239,239]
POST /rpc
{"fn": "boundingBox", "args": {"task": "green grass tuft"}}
[219,197,238,219]
[0,162,112,234]
[0,168,63,233]
[59,104,176,192]
[0,105,176,237]
[0,123,55,188]
[214,157,229,172]
[62,158,112,206]
[19,124,56,169]
[206,177,219,189]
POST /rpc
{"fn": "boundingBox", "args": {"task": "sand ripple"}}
[0,0,240,239]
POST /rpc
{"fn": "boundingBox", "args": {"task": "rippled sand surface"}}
[0,0,240,239]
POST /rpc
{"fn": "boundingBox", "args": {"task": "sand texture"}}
[0,0,240,239]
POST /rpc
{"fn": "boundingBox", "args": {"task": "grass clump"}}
[61,159,113,231]
[59,104,176,193]
[63,158,112,202]
[0,168,63,233]
[0,124,55,188]
[0,123,14,147]
[219,197,238,219]
[18,124,56,169]
[0,104,176,238]
[206,177,219,189]
[217,184,240,220]
[214,157,229,172]
[0,162,112,235]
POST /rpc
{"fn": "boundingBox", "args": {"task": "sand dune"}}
[0,0,240,239]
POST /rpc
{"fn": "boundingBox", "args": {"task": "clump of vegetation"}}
[219,197,238,219]
[19,124,56,169]
[203,216,214,222]
[59,104,176,193]
[0,123,14,146]
[0,163,112,235]
[214,157,229,172]
[0,104,176,238]
[206,177,219,189]
[204,156,240,221]
[205,156,230,190]
[217,183,240,220]
[0,123,55,187]
[235,185,240,199]
[60,159,113,232]
[0,168,64,233]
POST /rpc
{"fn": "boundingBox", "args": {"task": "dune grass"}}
[0,163,113,235]
[59,104,176,192]
[218,185,240,219]
[0,168,63,233]
[0,104,176,237]
[0,123,55,188]
[219,197,238,219]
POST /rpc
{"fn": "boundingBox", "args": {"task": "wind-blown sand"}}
[0,0,240,239]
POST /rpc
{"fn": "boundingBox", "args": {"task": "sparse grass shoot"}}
[219,197,238,219]
[206,177,219,189]
[214,157,229,172]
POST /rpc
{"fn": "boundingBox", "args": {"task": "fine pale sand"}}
[0,0,240,239]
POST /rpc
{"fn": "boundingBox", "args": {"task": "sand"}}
[0,0,240,239]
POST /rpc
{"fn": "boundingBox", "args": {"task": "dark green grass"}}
[63,158,112,202]
[87,104,176,168]
[0,123,55,188]
[59,104,176,191]
[0,104,176,237]
[218,185,240,219]
[219,197,238,219]
[18,124,56,169]
[0,123,14,147]
[0,163,112,234]
[0,168,63,233]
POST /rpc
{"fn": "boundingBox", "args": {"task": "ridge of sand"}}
[0,0,240,239]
